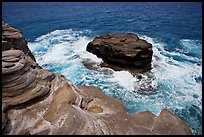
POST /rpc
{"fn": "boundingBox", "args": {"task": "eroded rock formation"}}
[2,22,35,61]
[86,33,153,73]
[2,22,192,135]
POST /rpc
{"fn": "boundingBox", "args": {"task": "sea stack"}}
[86,33,153,72]
[2,22,192,135]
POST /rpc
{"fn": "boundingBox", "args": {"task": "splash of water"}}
[28,29,202,135]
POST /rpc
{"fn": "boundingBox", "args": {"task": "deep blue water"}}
[3,2,202,135]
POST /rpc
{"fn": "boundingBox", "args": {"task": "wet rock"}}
[86,33,153,72]
[2,22,192,135]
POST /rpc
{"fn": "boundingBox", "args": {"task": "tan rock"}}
[2,22,35,61]
[152,108,192,135]
[2,22,192,135]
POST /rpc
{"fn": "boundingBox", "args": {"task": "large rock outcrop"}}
[86,33,153,72]
[2,22,35,61]
[2,22,192,135]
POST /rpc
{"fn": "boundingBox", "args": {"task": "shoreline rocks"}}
[86,33,153,73]
[2,22,192,135]
[2,22,36,61]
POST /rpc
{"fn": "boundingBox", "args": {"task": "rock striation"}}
[2,22,192,135]
[2,22,35,61]
[86,33,153,72]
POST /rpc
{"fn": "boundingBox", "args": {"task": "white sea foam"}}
[28,29,102,67]
[179,39,202,57]
[180,39,201,43]
[25,27,203,135]
[127,19,134,22]
[28,29,202,117]
[72,36,103,63]
[108,71,137,91]
[141,35,202,108]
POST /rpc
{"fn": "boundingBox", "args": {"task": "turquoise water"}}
[3,2,202,135]
[28,29,202,135]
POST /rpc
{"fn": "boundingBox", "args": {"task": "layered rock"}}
[86,33,153,72]
[2,22,192,135]
[2,22,35,61]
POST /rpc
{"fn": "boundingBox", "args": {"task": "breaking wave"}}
[28,29,202,135]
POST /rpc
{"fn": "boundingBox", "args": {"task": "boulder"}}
[86,33,153,72]
[152,109,192,135]
[2,22,192,135]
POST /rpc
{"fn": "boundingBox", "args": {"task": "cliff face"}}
[2,22,36,61]
[2,22,192,135]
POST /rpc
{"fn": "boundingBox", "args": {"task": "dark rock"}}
[86,33,153,72]
[2,22,192,135]
[2,112,6,130]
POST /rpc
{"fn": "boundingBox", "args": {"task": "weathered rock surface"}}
[2,22,35,61]
[2,22,192,135]
[152,109,192,135]
[86,33,153,72]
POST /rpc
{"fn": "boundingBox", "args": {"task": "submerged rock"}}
[86,33,153,72]
[2,22,192,135]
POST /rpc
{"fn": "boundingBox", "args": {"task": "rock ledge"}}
[2,22,192,135]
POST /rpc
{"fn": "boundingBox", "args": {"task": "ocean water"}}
[2,2,202,135]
